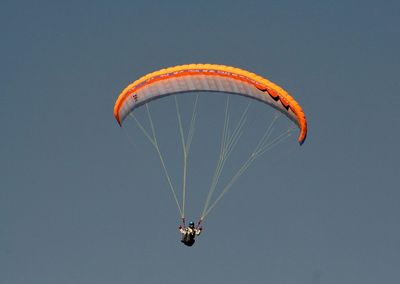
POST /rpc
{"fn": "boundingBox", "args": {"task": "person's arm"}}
[179,226,186,234]
[195,228,202,236]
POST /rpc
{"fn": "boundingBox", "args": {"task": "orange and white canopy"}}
[114,64,307,144]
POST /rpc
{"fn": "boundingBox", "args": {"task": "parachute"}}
[114,64,307,144]
[114,63,308,225]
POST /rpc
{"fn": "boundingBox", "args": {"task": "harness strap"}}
[196,218,203,229]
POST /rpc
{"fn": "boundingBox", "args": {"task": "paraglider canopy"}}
[114,64,307,144]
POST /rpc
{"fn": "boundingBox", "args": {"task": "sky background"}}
[1,0,400,283]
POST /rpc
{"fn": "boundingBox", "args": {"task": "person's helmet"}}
[189,222,195,228]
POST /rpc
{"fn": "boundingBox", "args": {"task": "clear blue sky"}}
[1,1,399,283]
